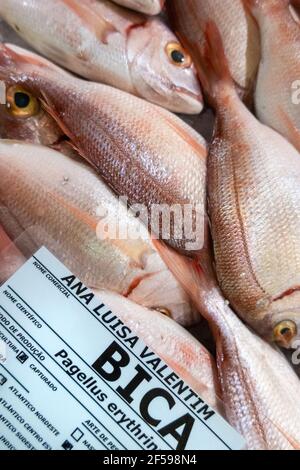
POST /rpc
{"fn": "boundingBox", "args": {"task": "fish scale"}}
[0,46,207,254]
[0,140,198,325]
[167,0,260,100]
[111,0,164,16]
[210,100,300,338]
[0,0,203,113]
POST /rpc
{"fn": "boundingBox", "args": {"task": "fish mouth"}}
[172,86,204,115]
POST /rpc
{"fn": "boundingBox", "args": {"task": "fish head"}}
[127,18,203,114]
[0,43,66,146]
[260,292,300,349]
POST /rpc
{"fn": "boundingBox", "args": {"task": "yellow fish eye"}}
[273,320,297,347]
[153,307,172,318]
[165,42,192,69]
[6,85,40,118]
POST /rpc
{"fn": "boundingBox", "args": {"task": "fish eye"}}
[153,307,172,318]
[273,320,297,347]
[165,42,192,69]
[6,85,40,118]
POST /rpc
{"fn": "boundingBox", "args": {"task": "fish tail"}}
[196,21,235,106]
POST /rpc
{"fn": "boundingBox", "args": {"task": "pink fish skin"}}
[0,139,198,325]
[112,0,164,15]
[0,0,202,114]
[243,0,300,152]
[0,43,208,256]
[154,241,300,450]
[167,0,260,102]
[190,21,300,349]
[0,224,26,284]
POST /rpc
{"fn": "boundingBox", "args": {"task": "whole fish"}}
[243,0,300,151]
[193,22,300,349]
[112,0,164,15]
[0,0,203,114]
[154,240,300,450]
[167,0,260,101]
[0,139,198,325]
[0,44,208,256]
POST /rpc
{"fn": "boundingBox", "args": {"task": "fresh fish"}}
[94,289,221,410]
[112,0,164,15]
[154,240,300,450]
[0,0,203,114]
[0,224,26,284]
[243,0,300,151]
[167,0,260,101]
[0,139,198,325]
[0,44,208,256]
[193,22,300,348]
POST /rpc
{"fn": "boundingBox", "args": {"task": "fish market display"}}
[244,0,300,151]
[0,139,197,325]
[191,22,300,348]
[0,43,208,256]
[168,0,260,101]
[2,0,300,452]
[112,0,164,15]
[154,241,300,450]
[0,0,203,114]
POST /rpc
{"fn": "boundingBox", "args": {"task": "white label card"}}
[0,248,245,451]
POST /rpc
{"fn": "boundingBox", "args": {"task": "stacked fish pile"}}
[0,0,300,450]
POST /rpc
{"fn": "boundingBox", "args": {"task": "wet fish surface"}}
[243,0,300,152]
[167,0,260,101]
[0,0,202,113]
[111,0,164,15]
[0,43,208,256]
[192,22,300,348]
[0,139,197,325]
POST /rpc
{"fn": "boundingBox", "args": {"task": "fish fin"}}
[278,107,300,153]
[40,93,88,163]
[152,240,207,309]
[61,0,117,44]
[195,21,235,106]
[268,417,300,449]
[1,43,53,69]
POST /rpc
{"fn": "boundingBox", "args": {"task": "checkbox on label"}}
[0,374,7,386]
[71,428,84,442]
[61,440,73,450]
[16,351,29,364]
